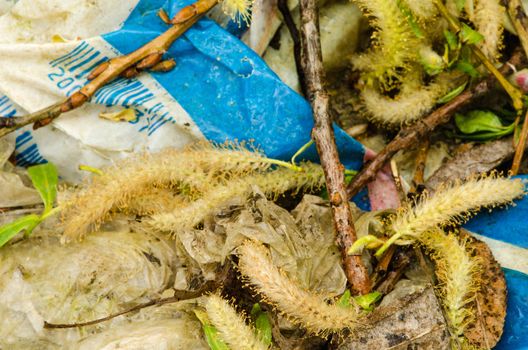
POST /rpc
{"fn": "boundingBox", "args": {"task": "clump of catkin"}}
[237,240,363,335]
[469,0,504,60]
[61,143,290,239]
[147,162,324,233]
[420,230,481,347]
[205,294,270,350]
[390,176,525,239]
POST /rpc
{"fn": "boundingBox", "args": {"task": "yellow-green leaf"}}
[27,163,58,214]
[0,215,41,247]
[251,303,272,346]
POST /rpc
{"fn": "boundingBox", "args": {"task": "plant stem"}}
[435,0,524,112]
[505,0,528,174]
[347,48,523,198]
[0,0,218,137]
[299,0,371,295]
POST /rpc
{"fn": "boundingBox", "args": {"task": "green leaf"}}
[460,23,484,45]
[337,290,383,312]
[0,215,41,248]
[337,290,352,308]
[454,110,516,141]
[194,310,230,350]
[251,303,272,346]
[455,110,507,134]
[444,30,459,51]
[354,292,383,312]
[347,235,385,255]
[455,60,480,78]
[397,1,424,38]
[27,163,58,214]
[437,82,467,104]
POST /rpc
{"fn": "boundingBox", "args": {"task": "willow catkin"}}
[237,241,362,335]
[361,71,461,125]
[351,0,421,87]
[147,162,325,233]
[61,143,276,239]
[390,176,525,239]
[205,294,269,350]
[470,0,504,60]
[420,230,480,344]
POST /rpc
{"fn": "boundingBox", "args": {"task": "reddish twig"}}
[299,0,370,295]
[505,0,528,174]
[347,49,524,198]
[0,0,219,138]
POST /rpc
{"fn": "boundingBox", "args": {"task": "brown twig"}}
[347,48,524,198]
[412,138,430,191]
[277,0,307,96]
[0,0,218,138]
[45,263,230,329]
[299,0,370,295]
[505,0,528,174]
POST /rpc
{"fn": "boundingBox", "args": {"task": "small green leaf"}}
[0,215,41,247]
[251,303,272,346]
[194,310,230,350]
[437,82,467,104]
[444,30,459,51]
[398,1,424,39]
[347,235,385,255]
[354,292,383,312]
[337,290,352,308]
[455,110,506,134]
[460,23,484,45]
[27,163,58,214]
[454,110,516,141]
[456,60,480,78]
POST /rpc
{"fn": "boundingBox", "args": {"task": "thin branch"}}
[0,0,219,138]
[505,0,528,174]
[277,0,307,96]
[412,138,430,191]
[299,0,370,295]
[45,264,230,329]
[347,48,524,198]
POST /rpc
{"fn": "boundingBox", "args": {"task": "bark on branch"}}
[347,48,524,198]
[299,0,370,295]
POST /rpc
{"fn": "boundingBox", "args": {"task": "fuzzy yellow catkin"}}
[237,240,362,335]
[352,0,421,87]
[390,176,525,239]
[361,71,461,125]
[61,143,275,239]
[401,0,437,21]
[124,187,188,216]
[147,162,325,233]
[420,230,480,347]
[468,0,504,60]
[205,294,270,350]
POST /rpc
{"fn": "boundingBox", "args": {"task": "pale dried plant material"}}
[376,175,525,255]
[420,229,481,349]
[205,294,270,350]
[361,71,461,125]
[124,187,188,216]
[469,0,505,60]
[147,162,325,233]
[351,0,421,87]
[237,240,363,335]
[61,143,283,239]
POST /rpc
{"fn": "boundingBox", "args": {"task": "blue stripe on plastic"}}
[76,57,108,79]
[69,51,100,72]
[65,47,95,68]
[15,131,32,148]
[51,42,88,67]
